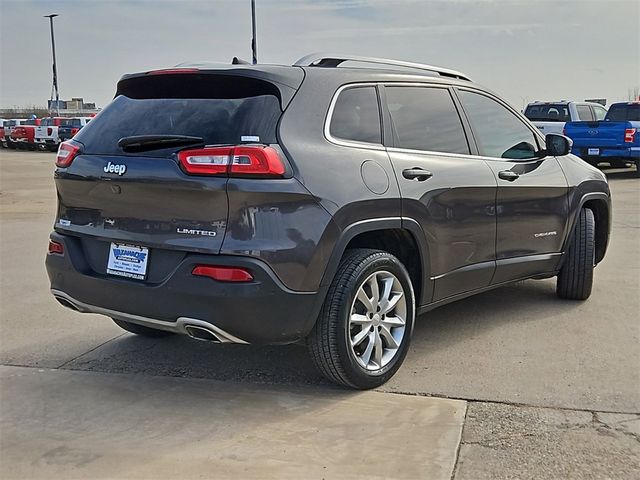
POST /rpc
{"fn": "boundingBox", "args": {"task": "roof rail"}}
[294,53,472,81]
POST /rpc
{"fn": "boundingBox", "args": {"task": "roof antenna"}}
[251,0,258,64]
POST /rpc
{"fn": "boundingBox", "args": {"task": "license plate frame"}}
[587,148,600,156]
[106,242,149,280]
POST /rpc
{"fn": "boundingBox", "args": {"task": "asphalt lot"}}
[1,150,638,479]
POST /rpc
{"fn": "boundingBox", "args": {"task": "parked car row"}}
[524,101,640,176]
[1,116,93,151]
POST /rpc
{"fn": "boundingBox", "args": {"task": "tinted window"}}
[329,87,381,144]
[576,105,594,121]
[75,76,282,157]
[61,119,83,127]
[593,106,607,120]
[606,103,640,121]
[459,90,539,160]
[386,87,469,154]
[524,104,570,122]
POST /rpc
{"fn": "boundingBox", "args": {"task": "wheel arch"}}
[320,218,432,306]
[564,192,610,265]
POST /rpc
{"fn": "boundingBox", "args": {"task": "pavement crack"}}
[592,412,640,443]
[56,334,125,369]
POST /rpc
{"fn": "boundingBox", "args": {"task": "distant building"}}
[48,97,99,113]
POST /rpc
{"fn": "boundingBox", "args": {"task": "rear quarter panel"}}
[277,70,403,289]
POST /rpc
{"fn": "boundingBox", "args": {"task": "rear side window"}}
[524,104,570,122]
[606,103,640,121]
[329,86,381,144]
[386,86,469,154]
[459,90,539,160]
[576,105,594,121]
[75,74,283,156]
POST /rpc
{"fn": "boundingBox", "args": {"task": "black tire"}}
[307,248,415,389]
[112,318,174,337]
[557,208,595,300]
[609,159,628,168]
[635,160,640,178]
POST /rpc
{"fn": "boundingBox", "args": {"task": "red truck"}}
[11,118,42,150]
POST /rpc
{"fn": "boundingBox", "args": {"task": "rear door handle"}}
[498,170,520,181]
[402,167,433,181]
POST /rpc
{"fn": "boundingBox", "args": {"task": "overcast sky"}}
[1,0,638,110]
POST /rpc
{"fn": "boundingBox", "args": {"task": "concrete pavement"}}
[0,365,466,480]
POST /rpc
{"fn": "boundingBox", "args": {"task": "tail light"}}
[48,240,64,255]
[56,141,80,167]
[624,128,636,143]
[47,128,53,136]
[178,146,285,177]
[71,128,79,136]
[192,265,253,282]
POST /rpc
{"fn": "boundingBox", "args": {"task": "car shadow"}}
[599,165,639,180]
[62,278,581,388]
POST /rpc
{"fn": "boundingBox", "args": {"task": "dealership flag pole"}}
[44,14,60,116]
[251,0,257,64]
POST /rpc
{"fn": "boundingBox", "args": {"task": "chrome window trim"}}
[386,146,486,162]
[324,82,385,151]
[386,145,543,164]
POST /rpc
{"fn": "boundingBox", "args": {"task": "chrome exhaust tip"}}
[184,325,222,343]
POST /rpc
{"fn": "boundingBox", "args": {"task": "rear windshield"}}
[524,104,570,122]
[75,74,282,156]
[606,103,640,121]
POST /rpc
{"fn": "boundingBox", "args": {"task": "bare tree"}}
[628,86,640,101]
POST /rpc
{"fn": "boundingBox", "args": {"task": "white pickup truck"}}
[524,101,608,135]
[34,117,66,151]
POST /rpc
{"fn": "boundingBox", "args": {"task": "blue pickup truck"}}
[564,102,639,176]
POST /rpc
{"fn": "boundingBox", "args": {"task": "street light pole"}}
[44,14,60,116]
[251,0,257,64]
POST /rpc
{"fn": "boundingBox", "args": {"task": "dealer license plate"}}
[588,148,600,156]
[106,243,149,280]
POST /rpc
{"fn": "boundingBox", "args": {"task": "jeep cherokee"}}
[46,54,611,389]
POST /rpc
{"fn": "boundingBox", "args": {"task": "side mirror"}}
[545,133,573,156]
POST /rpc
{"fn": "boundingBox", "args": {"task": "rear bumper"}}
[35,138,59,145]
[46,231,326,344]
[573,146,640,160]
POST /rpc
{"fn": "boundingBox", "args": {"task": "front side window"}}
[459,90,539,160]
[593,106,607,120]
[329,86,381,144]
[576,105,594,121]
[385,86,469,154]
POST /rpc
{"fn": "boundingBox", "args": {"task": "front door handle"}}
[498,170,520,181]
[402,167,433,181]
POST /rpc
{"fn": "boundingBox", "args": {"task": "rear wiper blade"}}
[118,135,204,152]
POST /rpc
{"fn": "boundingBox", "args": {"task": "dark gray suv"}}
[46,54,611,389]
